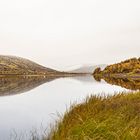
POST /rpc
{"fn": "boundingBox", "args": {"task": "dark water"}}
[0,75,139,140]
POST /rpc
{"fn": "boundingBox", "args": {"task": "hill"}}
[103,58,140,74]
[0,55,59,75]
[93,58,140,76]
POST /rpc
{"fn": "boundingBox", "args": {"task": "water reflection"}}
[0,76,59,96]
[0,75,139,97]
[93,75,140,90]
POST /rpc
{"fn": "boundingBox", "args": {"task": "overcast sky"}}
[0,0,140,70]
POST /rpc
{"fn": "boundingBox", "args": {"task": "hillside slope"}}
[0,55,58,75]
[93,58,140,76]
[103,58,140,74]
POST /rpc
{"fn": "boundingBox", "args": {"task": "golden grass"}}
[93,58,140,75]
[46,92,140,140]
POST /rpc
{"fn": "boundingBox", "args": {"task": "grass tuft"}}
[46,92,140,140]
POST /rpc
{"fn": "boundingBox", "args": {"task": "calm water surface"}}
[0,76,131,140]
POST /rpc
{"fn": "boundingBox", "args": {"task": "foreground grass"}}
[46,92,140,140]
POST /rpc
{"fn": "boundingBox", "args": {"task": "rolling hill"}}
[93,58,140,76]
[0,55,59,75]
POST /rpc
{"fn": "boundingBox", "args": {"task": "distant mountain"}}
[0,55,59,75]
[68,64,106,74]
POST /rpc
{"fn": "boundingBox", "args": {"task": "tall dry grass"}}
[46,92,140,140]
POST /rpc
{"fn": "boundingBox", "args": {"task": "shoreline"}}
[46,91,140,140]
[0,72,90,78]
[93,73,140,80]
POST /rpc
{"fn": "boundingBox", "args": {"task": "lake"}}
[0,75,134,140]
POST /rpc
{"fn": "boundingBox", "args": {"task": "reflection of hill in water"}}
[93,75,140,90]
[1,74,139,97]
[71,75,97,83]
[0,76,59,96]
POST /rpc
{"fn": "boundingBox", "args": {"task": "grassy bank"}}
[46,91,140,140]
